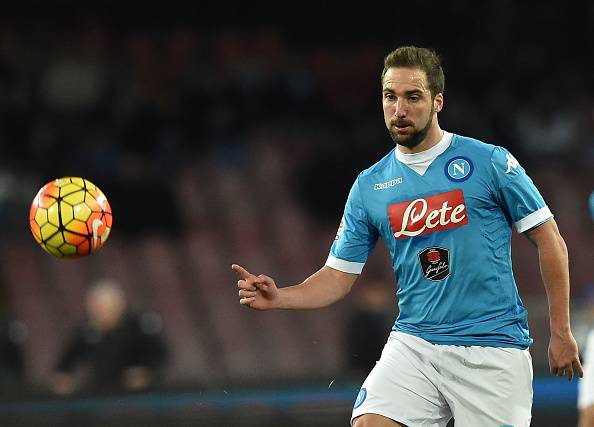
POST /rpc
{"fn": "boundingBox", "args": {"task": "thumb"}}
[256,274,275,289]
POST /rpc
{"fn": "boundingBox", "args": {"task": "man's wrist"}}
[275,287,288,310]
[550,323,571,336]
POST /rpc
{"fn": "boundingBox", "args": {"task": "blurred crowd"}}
[0,2,592,398]
[0,2,591,232]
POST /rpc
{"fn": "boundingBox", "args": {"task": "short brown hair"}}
[381,46,445,98]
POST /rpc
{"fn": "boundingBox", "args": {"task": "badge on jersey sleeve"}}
[418,247,450,281]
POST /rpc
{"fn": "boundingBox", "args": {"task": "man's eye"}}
[409,96,420,102]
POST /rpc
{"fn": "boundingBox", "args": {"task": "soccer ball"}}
[29,177,113,258]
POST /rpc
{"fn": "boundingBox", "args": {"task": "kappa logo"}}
[505,153,520,173]
[374,178,403,190]
[388,189,468,239]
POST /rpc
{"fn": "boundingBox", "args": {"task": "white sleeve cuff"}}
[514,206,553,233]
[325,254,365,274]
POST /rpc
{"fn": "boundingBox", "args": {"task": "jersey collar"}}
[395,131,453,165]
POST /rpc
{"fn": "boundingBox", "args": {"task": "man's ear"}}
[434,93,444,113]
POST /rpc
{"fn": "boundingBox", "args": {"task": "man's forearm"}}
[527,219,583,380]
[535,225,571,333]
[277,266,358,310]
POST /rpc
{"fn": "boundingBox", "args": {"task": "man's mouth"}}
[393,123,413,131]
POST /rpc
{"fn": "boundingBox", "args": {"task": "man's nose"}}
[394,99,407,117]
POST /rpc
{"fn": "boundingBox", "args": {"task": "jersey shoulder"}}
[450,133,498,159]
[450,133,521,173]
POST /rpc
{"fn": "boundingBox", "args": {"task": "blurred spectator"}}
[0,312,27,394]
[49,278,167,396]
[514,102,581,161]
[0,278,27,394]
[344,280,393,377]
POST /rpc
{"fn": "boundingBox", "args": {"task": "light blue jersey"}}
[327,132,552,348]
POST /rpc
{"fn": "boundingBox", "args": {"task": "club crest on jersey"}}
[418,247,450,281]
[388,189,468,239]
[445,156,473,182]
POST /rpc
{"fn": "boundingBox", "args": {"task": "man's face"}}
[86,287,125,330]
[382,67,441,149]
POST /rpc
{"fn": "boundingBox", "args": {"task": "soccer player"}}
[233,46,583,426]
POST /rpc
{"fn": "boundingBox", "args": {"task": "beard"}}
[388,106,434,149]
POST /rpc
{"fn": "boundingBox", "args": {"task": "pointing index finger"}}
[231,264,254,280]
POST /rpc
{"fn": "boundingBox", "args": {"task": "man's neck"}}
[397,122,444,155]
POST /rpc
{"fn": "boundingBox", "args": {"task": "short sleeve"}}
[490,146,553,233]
[326,175,378,274]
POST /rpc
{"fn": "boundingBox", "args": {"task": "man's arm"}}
[50,330,86,395]
[525,219,584,381]
[233,264,358,311]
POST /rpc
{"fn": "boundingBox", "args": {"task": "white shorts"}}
[351,331,533,427]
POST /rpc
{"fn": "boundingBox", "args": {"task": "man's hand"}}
[232,264,279,311]
[548,331,584,381]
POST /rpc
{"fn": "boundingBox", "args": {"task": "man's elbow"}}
[555,233,569,259]
[528,220,568,258]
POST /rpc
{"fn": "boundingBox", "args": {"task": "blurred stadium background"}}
[0,2,592,426]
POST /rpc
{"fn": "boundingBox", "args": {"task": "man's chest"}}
[364,165,495,241]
